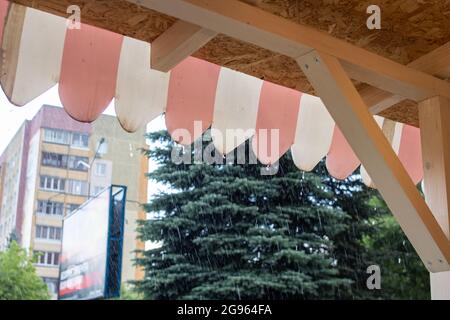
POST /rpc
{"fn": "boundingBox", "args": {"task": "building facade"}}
[0,105,148,298]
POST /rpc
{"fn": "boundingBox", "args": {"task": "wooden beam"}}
[359,86,404,115]
[150,20,217,72]
[410,42,450,80]
[419,96,450,299]
[364,42,450,114]
[296,50,450,272]
[129,0,450,101]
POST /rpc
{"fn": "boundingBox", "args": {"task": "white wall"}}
[21,131,40,250]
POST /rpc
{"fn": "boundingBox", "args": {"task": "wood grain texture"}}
[150,20,217,72]
[362,42,450,116]
[419,96,450,299]
[10,0,450,127]
[419,96,450,239]
[131,0,450,103]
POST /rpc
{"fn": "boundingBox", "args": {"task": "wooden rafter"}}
[296,50,450,273]
[150,20,217,72]
[360,86,403,116]
[129,0,450,102]
[365,42,450,114]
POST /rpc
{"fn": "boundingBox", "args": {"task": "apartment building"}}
[0,105,148,298]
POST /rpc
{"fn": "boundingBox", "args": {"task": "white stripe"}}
[11,8,66,105]
[115,38,170,132]
[291,94,334,171]
[211,67,263,155]
[392,122,404,154]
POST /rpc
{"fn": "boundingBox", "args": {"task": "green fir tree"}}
[136,130,428,300]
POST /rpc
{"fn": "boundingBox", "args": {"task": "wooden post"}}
[419,96,450,299]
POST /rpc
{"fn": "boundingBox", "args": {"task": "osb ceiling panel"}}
[11,0,450,127]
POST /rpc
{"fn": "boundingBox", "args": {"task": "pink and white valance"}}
[0,1,423,186]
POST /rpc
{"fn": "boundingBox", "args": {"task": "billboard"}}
[58,185,127,300]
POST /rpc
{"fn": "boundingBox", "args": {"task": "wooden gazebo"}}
[2,0,450,299]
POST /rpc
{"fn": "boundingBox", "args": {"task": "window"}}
[66,204,79,214]
[36,225,62,241]
[48,227,55,240]
[37,201,64,216]
[40,176,65,192]
[36,225,62,240]
[42,278,58,295]
[71,132,89,148]
[36,225,47,239]
[34,251,59,266]
[93,186,105,196]
[54,252,60,265]
[68,156,89,171]
[43,129,89,148]
[67,179,88,196]
[41,153,90,172]
[95,163,107,176]
[96,140,108,155]
[43,129,70,145]
[42,152,68,168]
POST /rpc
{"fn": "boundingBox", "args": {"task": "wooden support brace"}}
[150,20,217,72]
[296,50,450,272]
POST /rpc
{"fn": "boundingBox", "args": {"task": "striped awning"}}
[0,1,423,186]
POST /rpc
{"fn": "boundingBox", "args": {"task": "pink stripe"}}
[0,0,8,42]
[326,126,360,180]
[398,125,423,185]
[165,57,221,144]
[59,24,123,122]
[252,81,301,164]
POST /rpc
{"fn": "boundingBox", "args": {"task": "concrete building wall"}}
[20,131,40,250]
[0,124,26,250]
[90,115,147,283]
[89,159,113,196]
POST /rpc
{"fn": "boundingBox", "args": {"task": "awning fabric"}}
[0,1,423,186]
